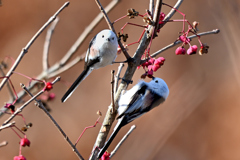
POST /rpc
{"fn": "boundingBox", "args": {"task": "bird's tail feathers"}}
[97,119,124,158]
[61,68,92,102]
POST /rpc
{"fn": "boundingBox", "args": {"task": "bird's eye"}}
[155,80,158,83]
[102,35,104,38]
[112,37,114,40]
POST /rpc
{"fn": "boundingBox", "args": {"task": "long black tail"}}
[97,120,124,159]
[61,68,91,102]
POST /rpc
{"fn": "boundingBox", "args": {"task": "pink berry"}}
[101,151,110,160]
[14,155,26,160]
[179,35,190,44]
[20,137,30,147]
[187,45,198,55]
[148,58,155,65]
[152,64,160,72]
[175,47,186,55]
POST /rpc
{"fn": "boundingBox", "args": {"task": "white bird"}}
[98,77,169,158]
[61,29,118,102]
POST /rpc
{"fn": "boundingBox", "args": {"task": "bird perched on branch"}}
[61,29,118,102]
[97,77,169,158]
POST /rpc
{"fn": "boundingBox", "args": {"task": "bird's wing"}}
[84,34,97,69]
[117,83,148,120]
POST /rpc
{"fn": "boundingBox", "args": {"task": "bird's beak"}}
[107,38,110,41]
[152,76,155,80]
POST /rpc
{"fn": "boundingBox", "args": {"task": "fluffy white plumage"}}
[61,29,118,102]
[98,77,169,158]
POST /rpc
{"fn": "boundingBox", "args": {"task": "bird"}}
[97,77,169,158]
[61,29,118,102]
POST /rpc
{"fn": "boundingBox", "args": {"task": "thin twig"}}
[0,2,69,91]
[0,141,8,147]
[0,121,15,131]
[43,17,60,72]
[47,55,85,78]
[21,81,84,160]
[149,0,154,16]
[114,63,124,94]
[149,29,220,59]
[95,0,131,60]
[148,0,162,38]
[0,66,15,101]
[159,0,183,29]
[59,0,120,66]
[1,77,60,126]
[110,70,115,113]
[110,125,136,158]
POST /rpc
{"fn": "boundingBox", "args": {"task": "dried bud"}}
[143,16,153,25]
[193,21,199,32]
[127,8,139,19]
[199,43,209,55]
[97,110,102,116]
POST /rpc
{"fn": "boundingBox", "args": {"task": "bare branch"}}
[149,29,220,59]
[159,0,183,29]
[0,66,15,101]
[0,2,69,91]
[47,55,85,79]
[110,125,136,158]
[21,81,84,160]
[1,77,60,126]
[43,17,60,72]
[110,70,115,113]
[149,0,154,16]
[114,63,125,93]
[0,122,15,131]
[0,141,8,148]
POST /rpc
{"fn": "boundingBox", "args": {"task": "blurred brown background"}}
[0,0,240,159]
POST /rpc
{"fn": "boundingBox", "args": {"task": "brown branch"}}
[0,121,15,131]
[0,2,69,91]
[43,17,60,72]
[0,141,8,148]
[114,63,125,93]
[159,0,183,29]
[1,77,60,126]
[21,81,84,160]
[149,29,220,59]
[110,70,115,113]
[110,125,136,158]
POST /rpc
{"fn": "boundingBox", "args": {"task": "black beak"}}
[107,38,110,41]
[152,76,155,80]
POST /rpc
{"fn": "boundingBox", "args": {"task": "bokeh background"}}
[0,0,240,159]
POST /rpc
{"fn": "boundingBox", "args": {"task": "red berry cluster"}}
[175,21,209,55]
[138,57,165,78]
